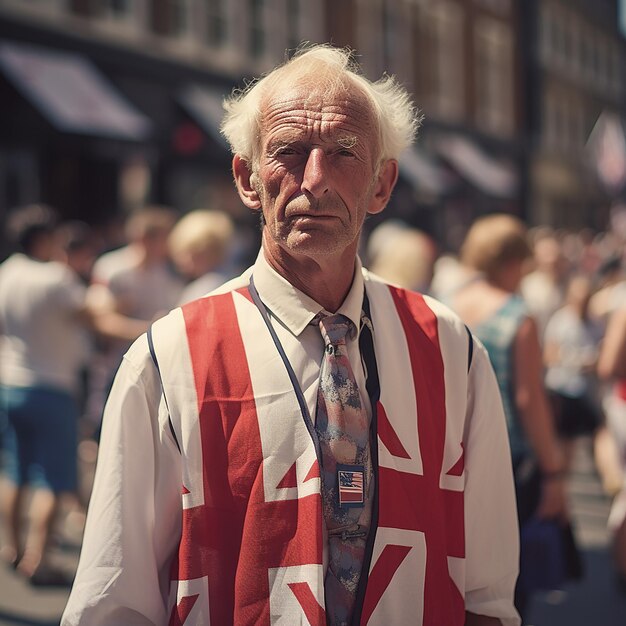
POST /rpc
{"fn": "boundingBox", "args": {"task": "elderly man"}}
[62,46,519,626]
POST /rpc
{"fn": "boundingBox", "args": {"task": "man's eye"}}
[274,147,296,156]
[337,149,355,157]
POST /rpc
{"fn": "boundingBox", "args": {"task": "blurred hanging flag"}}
[586,111,626,195]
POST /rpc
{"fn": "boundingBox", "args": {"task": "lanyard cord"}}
[248,275,322,461]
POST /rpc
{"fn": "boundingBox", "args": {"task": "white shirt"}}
[91,245,140,286]
[91,251,184,372]
[0,254,89,393]
[544,306,602,397]
[520,271,565,341]
[107,261,183,322]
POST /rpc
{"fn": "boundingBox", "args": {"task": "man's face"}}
[250,84,385,261]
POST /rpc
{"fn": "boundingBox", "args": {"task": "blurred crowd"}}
[0,203,239,585]
[368,215,626,620]
[2,202,626,619]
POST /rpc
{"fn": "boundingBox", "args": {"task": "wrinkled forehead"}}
[258,80,379,149]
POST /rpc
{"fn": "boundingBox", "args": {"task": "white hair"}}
[221,44,421,166]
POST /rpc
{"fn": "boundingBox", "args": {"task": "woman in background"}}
[168,209,235,305]
[544,275,604,470]
[449,214,567,621]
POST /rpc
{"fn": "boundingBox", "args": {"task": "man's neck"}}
[262,242,357,313]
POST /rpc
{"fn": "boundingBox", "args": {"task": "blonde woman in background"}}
[449,214,567,621]
[168,209,235,305]
[368,223,437,293]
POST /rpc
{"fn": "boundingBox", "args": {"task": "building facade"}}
[329,0,524,249]
[524,0,625,230]
[0,0,326,253]
[0,0,623,254]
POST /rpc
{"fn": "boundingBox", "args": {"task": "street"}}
[0,437,625,625]
[0,536,77,625]
[526,438,626,625]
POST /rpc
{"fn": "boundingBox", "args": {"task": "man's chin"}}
[282,230,345,258]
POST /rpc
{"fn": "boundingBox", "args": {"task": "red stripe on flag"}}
[378,403,411,459]
[180,292,266,624]
[360,545,411,624]
[178,290,324,625]
[277,462,298,489]
[288,582,326,625]
[340,492,364,502]
[361,287,465,625]
[168,594,199,626]
[303,461,320,482]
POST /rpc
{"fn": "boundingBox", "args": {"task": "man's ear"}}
[367,159,399,216]
[233,155,262,210]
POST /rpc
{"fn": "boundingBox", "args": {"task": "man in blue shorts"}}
[0,205,88,585]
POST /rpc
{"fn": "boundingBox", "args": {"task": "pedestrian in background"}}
[0,205,89,585]
[367,222,437,294]
[168,209,236,305]
[544,275,604,471]
[450,214,567,622]
[521,230,569,342]
[90,205,183,322]
[85,206,183,435]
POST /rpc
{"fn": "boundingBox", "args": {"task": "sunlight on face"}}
[253,82,381,262]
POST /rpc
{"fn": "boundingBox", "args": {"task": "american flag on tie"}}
[338,468,364,506]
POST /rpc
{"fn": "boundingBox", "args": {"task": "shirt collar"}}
[252,250,365,337]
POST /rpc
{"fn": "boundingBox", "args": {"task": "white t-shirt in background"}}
[0,254,89,393]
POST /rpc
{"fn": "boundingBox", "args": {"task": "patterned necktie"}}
[315,313,371,626]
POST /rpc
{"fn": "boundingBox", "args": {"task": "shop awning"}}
[0,40,151,141]
[398,145,452,197]
[435,134,518,198]
[178,84,230,148]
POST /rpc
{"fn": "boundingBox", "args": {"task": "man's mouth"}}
[289,213,339,224]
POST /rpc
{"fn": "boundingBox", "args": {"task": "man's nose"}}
[301,149,330,198]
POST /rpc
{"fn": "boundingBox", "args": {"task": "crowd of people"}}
[0,203,237,586]
[0,43,625,626]
[368,217,626,616]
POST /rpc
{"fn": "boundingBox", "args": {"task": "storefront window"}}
[287,0,300,51]
[249,0,265,57]
[430,0,465,122]
[206,0,227,48]
[474,16,514,136]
